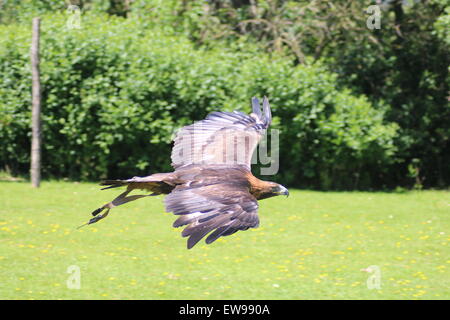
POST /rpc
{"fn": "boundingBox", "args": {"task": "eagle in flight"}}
[81,97,289,249]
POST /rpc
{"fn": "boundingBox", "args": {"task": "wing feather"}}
[171,97,272,170]
[165,180,259,249]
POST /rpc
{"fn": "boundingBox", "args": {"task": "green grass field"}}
[0,181,448,300]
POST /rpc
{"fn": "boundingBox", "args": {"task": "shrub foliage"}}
[0,13,397,189]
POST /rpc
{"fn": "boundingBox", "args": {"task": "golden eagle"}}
[81,97,289,249]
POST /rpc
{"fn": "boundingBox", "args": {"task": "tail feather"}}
[100,179,129,190]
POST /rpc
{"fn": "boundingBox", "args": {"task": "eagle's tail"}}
[99,179,129,190]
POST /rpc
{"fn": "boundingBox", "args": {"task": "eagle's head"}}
[256,182,289,200]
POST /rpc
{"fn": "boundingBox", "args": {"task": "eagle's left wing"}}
[165,180,259,249]
[171,97,272,170]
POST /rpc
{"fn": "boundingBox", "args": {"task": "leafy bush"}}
[0,13,397,189]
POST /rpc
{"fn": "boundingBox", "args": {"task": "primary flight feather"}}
[82,97,289,249]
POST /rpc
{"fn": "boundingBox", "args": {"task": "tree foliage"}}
[0,13,397,189]
[0,0,448,189]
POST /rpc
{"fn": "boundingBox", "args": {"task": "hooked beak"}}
[277,185,289,197]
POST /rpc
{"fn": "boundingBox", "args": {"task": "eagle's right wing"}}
[165,179,259,249]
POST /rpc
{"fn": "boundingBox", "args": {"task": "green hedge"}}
[0,13,397,189]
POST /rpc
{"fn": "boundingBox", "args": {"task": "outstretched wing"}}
[165,180,259,249]
[171,97,272,170]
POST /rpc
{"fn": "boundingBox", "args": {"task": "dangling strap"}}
[77,190,157,229]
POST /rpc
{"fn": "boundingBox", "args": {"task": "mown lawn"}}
[0,181,448,300]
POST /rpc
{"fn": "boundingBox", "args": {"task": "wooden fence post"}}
[30,17,41,188]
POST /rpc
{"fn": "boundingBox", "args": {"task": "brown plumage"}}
[82,97,289,249]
